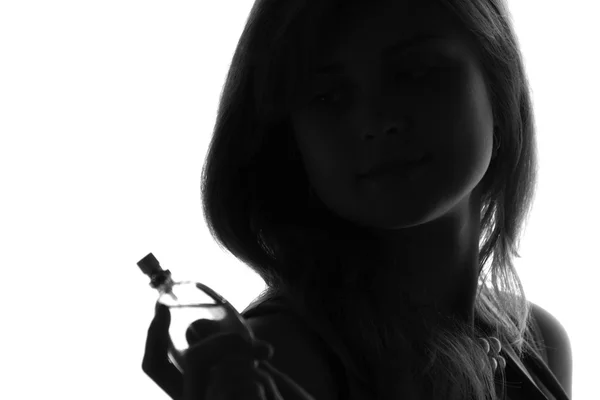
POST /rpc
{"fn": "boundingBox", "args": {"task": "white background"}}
[0,1,597,399]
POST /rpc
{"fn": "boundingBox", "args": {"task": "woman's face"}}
[289,0,495,230]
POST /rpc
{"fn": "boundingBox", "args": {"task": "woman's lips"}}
[359,156,428,179]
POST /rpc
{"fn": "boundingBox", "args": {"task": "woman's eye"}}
[312,89,343,105]
[314,93,334,103]
[412,68,430,79]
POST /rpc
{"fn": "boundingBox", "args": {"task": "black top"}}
[241,291,571,400]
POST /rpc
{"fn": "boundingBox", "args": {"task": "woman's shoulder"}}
[245,310,340,400]
[528,301,573,398]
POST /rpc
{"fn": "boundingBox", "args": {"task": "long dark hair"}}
[200,0,542,398]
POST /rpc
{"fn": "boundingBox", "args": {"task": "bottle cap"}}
[137,253,162,276]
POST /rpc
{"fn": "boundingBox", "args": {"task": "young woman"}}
[142,0,572,399]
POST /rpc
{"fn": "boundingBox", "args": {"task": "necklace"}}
[478,336,507,373]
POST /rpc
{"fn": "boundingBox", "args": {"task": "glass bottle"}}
[137,252,258,374]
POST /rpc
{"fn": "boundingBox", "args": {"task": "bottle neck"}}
[149,269,175,292]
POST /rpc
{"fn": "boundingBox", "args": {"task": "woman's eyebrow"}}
[382,32,443,58]
[313,33,443,76]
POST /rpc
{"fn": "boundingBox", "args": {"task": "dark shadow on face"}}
[288,0,495,327]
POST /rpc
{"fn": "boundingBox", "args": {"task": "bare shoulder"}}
[245,313,339,400]
[529,302,573,398]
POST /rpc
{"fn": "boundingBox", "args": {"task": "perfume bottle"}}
[137,252,258,374]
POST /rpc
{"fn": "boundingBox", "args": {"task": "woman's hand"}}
[142,303,316,400]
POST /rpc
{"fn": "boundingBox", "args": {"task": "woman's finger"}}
[258,360,316,400]
[204,368,268,400]
[183,333,260,399]
[142,303,183,400]
[254,364,284,400]
[186,318,221,347]
[203,360,282,400]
